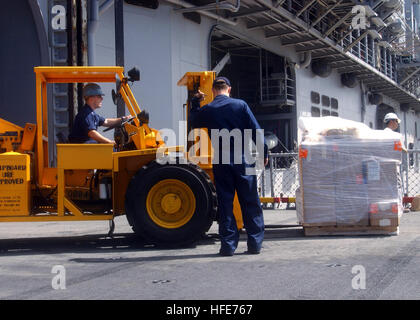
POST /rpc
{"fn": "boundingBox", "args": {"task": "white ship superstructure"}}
[1,0,420,196]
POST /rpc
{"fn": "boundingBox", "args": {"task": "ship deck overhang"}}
[170,0,420,110]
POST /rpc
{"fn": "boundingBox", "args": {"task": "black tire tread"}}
[124,159,217,245]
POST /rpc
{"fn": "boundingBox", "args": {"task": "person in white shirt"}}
[383,112,410,212]
[383,112,407,151]
[383,112,401,132]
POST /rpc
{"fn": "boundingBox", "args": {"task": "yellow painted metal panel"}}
[112,152,157,214]
[233,193,244,230]
[0,214,114,222]
[35,73,44,185]
[64,198,84,216]
[121,79,141,115]
[18,123,36,152]
[56,144,113,219]
[177,71,213,87]
[42,81,49,168]
[0,118,23,132]
[41,167,58,186]
[0,152,30,216]
[57,168,65,216]
[119,84,140,127]
[177,71,215,166]
[57,144,114,169]
[34,66,124,83]
[112,148,157,172]
[0,118,24,153]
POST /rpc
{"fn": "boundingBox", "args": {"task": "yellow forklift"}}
[0,66,244,245]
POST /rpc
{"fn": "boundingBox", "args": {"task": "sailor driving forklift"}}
[190,77,268,256]
[68,83,129,144]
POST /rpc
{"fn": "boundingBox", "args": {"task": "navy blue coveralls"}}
[68,104,105,143]
[190,94,267,254]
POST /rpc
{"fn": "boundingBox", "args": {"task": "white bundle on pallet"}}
[298,116,402,142]
[296,116,403,232]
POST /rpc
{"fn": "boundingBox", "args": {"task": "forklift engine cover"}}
[0,152,31,216]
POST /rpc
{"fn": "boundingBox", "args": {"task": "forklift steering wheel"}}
[103,116,135,132]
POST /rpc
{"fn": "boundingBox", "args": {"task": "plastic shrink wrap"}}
[296,116,403,228]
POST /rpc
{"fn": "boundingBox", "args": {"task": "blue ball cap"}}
[213,76,231,87]
[83,83,105,97]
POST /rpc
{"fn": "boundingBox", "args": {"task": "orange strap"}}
[394,141,402,151]
[299,148,308,159]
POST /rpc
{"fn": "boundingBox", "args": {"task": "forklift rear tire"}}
[125,160,217,246]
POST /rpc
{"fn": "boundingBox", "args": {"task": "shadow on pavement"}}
[0,226,394,257]
[0,232,219,257]
[0,227,302,257]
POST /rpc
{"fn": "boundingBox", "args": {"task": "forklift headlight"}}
[127,67,140,82]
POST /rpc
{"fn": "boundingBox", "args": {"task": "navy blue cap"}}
[213,76,231,87]
[83,83,105,97]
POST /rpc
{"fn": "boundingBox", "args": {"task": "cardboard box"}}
[366,161,400,202]
[369,201,401,227]
[300,144,336,186]
[335,155,364,185]
[335,190,369,226]
[301,184,336,225]
[370,215,400,227]
[342,139,401,161]
[299,138,401,227]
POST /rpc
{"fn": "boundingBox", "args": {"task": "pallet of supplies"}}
[296,116,403,236]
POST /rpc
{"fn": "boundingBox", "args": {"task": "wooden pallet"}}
[303,225,399,236]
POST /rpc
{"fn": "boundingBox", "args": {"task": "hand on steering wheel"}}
[103,115,135,132]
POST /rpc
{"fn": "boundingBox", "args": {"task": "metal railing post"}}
[269,153,274,198]
[404,111,410,197]
[261,164,266,198]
